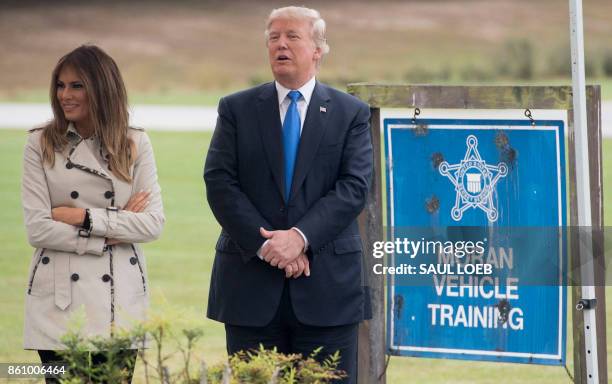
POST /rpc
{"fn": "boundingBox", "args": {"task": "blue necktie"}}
[283,90,301,201]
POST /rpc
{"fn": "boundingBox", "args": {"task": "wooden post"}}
[569,86,607,384]
[356,107,385,384]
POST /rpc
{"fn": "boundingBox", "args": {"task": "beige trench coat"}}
[22,124,164,350]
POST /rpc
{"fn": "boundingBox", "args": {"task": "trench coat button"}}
[70,191,79,199]
[71,273,79,281]
[104,191,114,199]
[66,162,74,169]
[41,256,49,264]
[130,257,138,265]
[102,274,111,282]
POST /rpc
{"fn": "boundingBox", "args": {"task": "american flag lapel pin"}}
[320,106,327,113]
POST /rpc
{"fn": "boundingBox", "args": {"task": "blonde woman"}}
[22,45,164,383]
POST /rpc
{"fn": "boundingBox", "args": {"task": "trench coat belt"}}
[54,253,71,310]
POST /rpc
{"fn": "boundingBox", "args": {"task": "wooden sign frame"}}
[349,84,606,384]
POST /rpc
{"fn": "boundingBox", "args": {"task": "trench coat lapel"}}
[66,124,111,181]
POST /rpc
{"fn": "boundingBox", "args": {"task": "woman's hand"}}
[106,190,151,246]
[51,207,86,226]
[123,190,150,212]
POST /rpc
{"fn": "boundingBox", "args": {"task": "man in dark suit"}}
[204,6,372,383]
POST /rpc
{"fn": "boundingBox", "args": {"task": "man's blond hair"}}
[264,6,330,58]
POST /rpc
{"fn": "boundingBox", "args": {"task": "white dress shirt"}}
[275,76,316,134]
[257,77,316,260]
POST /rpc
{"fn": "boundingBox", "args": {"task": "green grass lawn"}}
[0,129,610,383]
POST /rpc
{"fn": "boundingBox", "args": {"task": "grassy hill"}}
[1,0,612,103]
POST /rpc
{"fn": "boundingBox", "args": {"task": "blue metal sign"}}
[384,116,567,365]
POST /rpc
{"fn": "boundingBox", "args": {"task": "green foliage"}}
[56,314,200,384]
[546,43,599,78]
[206,345,345,384]
[603,50,612,77]
[457,63,496,82]
[404,66,452,83]
[546,44,572,77]
[59,328,137,384]
[56,315,344,384]
[494,38,535,80]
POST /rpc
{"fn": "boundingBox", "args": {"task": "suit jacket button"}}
[102,274,111,282]
[130,257,138,265]
[280,207,285,213]
[41,256,49,264]
[66,162,74,169]
[70,191,79,199]
[104,191,114,199]
[71,273,79,281]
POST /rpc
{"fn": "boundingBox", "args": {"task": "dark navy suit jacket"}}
[204,81,373,327]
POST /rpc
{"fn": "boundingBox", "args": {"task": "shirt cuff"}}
[291,227,309,252]
[256,239,269,260]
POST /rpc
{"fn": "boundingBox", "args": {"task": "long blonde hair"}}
[41,44,134,182]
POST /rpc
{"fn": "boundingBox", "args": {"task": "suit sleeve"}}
[204,97,272,259]
[89,132,165,243]
[22,133,106,256]
[295,103,373,251]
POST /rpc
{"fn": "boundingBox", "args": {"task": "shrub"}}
[545,43,599,78]
[59,328,139,384]
[602,50,612,77]
[56,317,345,383]
[494,38,534,80]
[404,65,452,83]
[207,346,345,384]
[458,63,496,82]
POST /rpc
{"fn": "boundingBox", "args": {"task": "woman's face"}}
[56,66,89,125]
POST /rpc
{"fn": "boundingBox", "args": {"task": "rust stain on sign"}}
[394,294,404,320]
[496,299,511,324]
[431,152,444,169]
[425,195,440,213]
[495,132,517,167]
[414,123,429,136]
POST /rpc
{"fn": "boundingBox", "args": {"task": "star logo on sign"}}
[439,135,508,222]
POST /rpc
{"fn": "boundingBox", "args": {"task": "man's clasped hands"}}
[259,227,310,279]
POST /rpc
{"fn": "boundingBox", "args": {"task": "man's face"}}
[267,17,321,89]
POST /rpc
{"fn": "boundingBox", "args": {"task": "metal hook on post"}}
[412,107,421,124]
[524,109,535,126]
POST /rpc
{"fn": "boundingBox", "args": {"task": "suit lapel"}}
[289,82,330,202]
[256,83,285,200]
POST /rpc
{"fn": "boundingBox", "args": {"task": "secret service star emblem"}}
[439,135,508,222]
